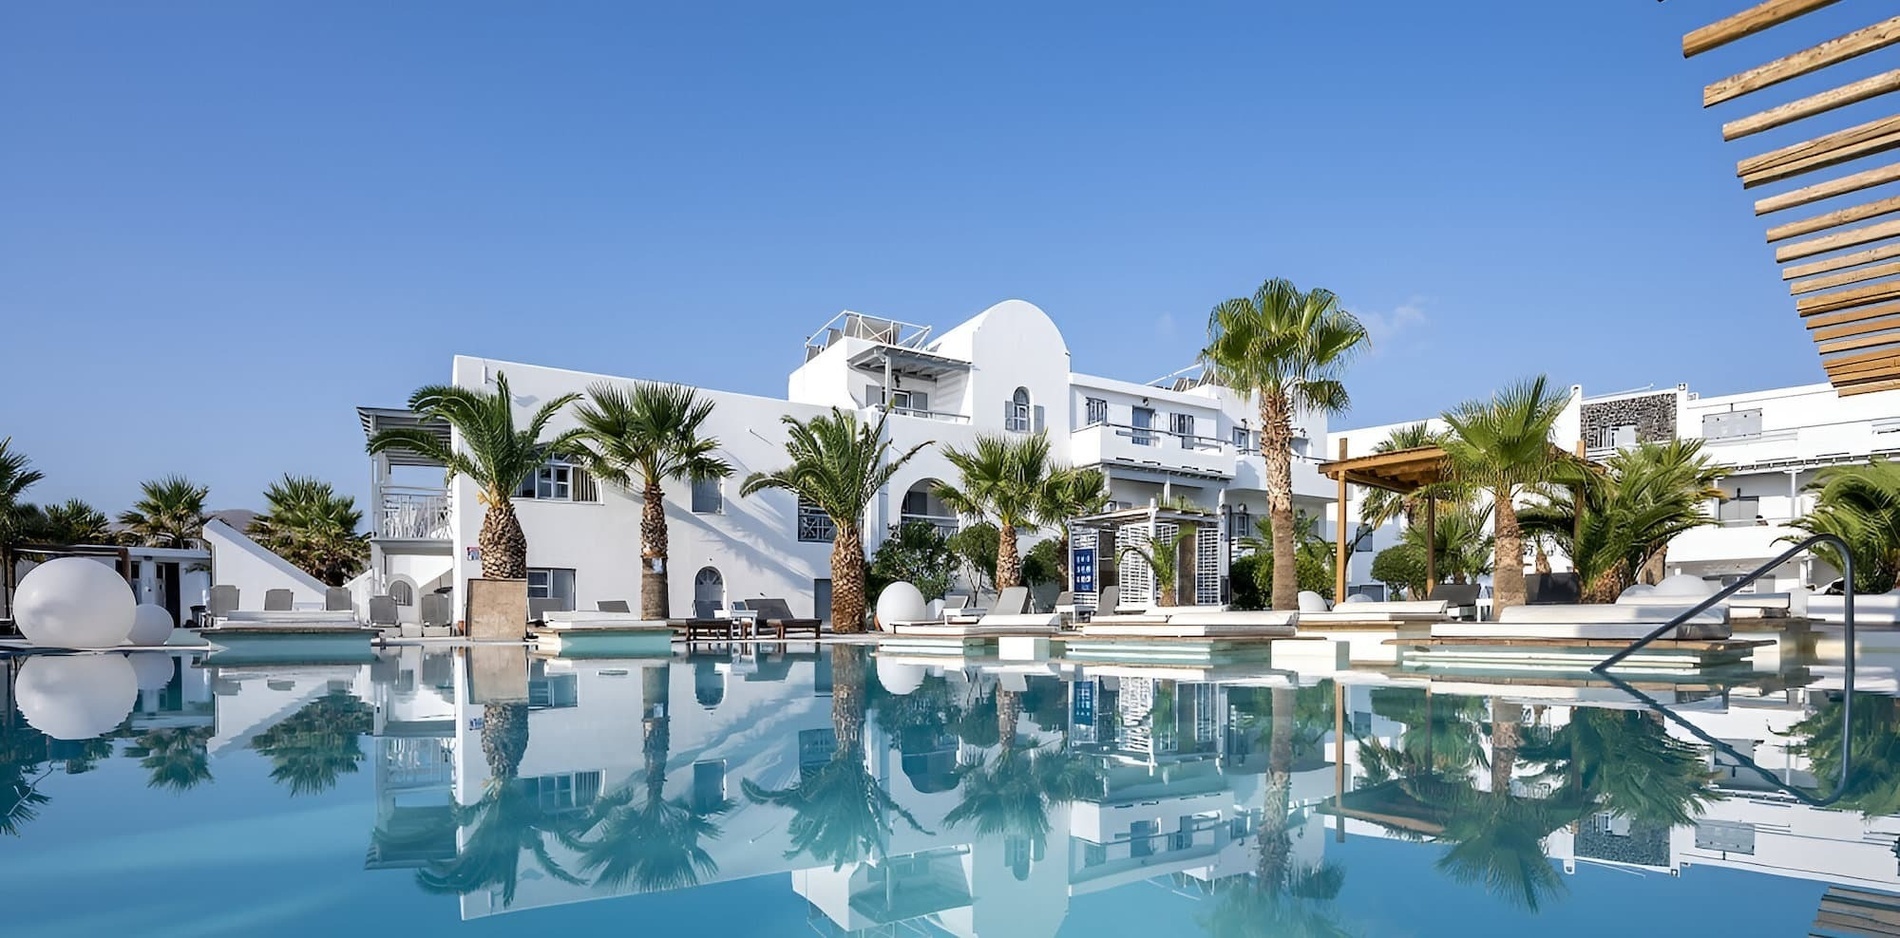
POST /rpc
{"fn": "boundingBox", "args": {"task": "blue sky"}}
[1,2,1884,512]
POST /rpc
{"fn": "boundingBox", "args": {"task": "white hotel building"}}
[356,297,1900,623]
[358,300,1335,622]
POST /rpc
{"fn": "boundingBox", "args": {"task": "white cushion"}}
[1300,600,1450,623]
[540,612,668,631]
[1432,620,1732,641]
[1496,603,1727,625]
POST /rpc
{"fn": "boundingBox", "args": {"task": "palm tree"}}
[19,499,112,546]
[1361,423,1457,530]
[117,475,210,549]
[1520,441,1723,602]
[0,437,44,554]
[1430,783,1572,913]
[570,382,734,619]
[741,409,928,633]
[248,476,369,586]
[249,689,373,796]
[935,432,1065,590]
[1119,528,1194,607]
[1789,459,1900,593]
[0,719,51,837]
[1440,376,1572,612]
[1201,278,1369,610]
[1788,693,1900,816]
[368,372,582,579]
[945,677,1102,850]
[125,726,213,792]
[1380,502,1494,596]
[1522,708,1715,827]
[742,645,931,868]
[1040,466,1109,585]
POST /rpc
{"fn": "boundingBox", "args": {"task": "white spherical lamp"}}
[128,652,177,690]
[15,654,138,740]
[1618,583,1658,602]
[126,603,176,646]
[876,657,926,696]
[875,582,928,629]
[15,557,137,648]
[1297,590,1330,613]
[1654,574,1716,598]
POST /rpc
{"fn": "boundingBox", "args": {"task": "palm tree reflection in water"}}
[250,689,372,796]
[943,683,1103,873]
[127,726,213,792]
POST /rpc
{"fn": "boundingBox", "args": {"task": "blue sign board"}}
[1071,681,1095,726]
[1072,547,1096,594]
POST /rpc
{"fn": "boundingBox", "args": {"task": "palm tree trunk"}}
[1581,570,1625,604]
[479,500,529,580]
[1055,533,1070,586]
[1640,547,1667,586]
[832,644,866,747]
[996,523,1023,590]
[640,477,670,619]
[1257,685,1296,889]
[832,524,867,634]
[481,701,529,782]
[1489,699,1522,796]
[1260,393,1298,610]
[1491,490,1527,612]
[643,664,670,807]
[997,688,1022,748]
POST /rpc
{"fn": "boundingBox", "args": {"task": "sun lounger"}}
[368,595,399,629]
[1080,609,1297,639]
[750,598,822,639]
[1439,603,1732,641]
[1428,584,1482,620]
[324,587,353,612]
[598,600,632,613]
[1299,599,1453,625]
[528,597,563,623]
[1808,591,1900,624]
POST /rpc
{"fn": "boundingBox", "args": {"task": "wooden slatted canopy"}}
[1680,1,1900,396]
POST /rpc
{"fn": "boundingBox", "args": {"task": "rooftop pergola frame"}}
[1672,1,1900,395]
[1317,443,1453,603]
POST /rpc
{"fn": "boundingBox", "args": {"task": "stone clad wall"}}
[1581,392,1677,449]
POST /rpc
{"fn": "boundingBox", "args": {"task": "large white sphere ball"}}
[1342,593,1372,604]
[15,654,138,740]
[15,557,137,649]
[126,603,176,646]
[875,582,928,628]
[128,652,177,690]
[876,657,926,696]
[1654,574,1717,598]
[1297,590,1330,613]
[1618,583,1658,602]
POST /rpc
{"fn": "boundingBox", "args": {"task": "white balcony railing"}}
[887,406,970,424]
[898,513,960,539]
[380,487,451,540]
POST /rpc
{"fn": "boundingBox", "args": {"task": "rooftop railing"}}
[379,487,451,540]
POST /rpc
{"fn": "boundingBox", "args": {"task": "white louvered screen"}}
[1196,526,1221,605]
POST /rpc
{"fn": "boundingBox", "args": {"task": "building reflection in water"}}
[11,641,1900,934]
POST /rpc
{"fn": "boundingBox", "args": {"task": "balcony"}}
[379,487,451,540]
[1071,422,1234,480]
[898,513,960,539]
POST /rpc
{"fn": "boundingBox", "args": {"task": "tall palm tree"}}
[248,476,369,586]
[368,372,582,579]
[249,689,373,796]
[1789,459,1900,593]
[935,432,1064,590]
[19,499,112,546]
[742,645,931,868]
[741,409,928,633]
[0,437,44,554]
[571,382,734,619]
[117,475,210,549]
[1040,466,1109,585]
[1520,441,1723,602]
[125,726,214,792]
[1440,376,1572,612]
[1201,279,1369,610]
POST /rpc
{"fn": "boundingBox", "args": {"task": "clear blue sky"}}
[2,2,1882,513]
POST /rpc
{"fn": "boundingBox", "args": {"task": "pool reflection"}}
[7,642,1900,933]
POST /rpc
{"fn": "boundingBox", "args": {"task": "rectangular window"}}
[1171,413,1195,448]
[529,673,579,709]
[797,497,836,543]
[691,477,722,514]
[1290,437,1309,459]
[526,568,576,607]
[1085,397,1108,426]
[691,761,728,814]
[529,771,601,813]
[1131,407,1155,446]
[1232,427,1254,454]
[517,460,593,501]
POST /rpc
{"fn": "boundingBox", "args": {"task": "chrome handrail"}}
[1590,532,1855,674]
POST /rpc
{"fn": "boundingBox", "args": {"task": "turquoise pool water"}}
[0,642,1891,936]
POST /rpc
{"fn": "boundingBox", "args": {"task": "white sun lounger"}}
[1808,591,1900,624]
[1298,600,1452,625]
[886,611,1062,638]
[1080,609,1297,639]
[1434,603,1732,641]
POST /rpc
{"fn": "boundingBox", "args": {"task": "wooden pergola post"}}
[1334,679,1347,843]
[1424,495,1437,598]
[1334,438,1350,604]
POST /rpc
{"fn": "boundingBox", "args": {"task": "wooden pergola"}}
[1674,1,1900,395]
[1317,442,1452,603]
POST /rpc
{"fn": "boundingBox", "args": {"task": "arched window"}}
[693,567,725,618]
[388,580,416,606]
[1006,387,1032,433]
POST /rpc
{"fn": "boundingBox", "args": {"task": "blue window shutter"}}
[1034,405,1046,433]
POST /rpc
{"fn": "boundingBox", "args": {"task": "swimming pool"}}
[1,641,1891,936]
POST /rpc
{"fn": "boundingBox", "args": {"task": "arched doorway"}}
[899,479,957,539]
[693,567,725,619]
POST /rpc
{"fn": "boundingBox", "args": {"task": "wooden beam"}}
[1838,377,1900,395]
[1813,314,1900,343]
[1792,259,1900,294]
[1775,219,1900,263]
[1334,438,1349,607]
[1834,360,1900,380]
[1726,69,1900,140]
[1768,195,1900,242]
[1804,299,1900,329]
[1706,16,1900,107]
[1819,332,1900,355]
[1740,115,1900,188]
[1757,163,1900,216]
[1824,345,1900,370]
[1795,279,1900,314]
[1784,240,1900,278]
[1687,0,1842,58]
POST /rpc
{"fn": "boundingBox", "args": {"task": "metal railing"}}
[1590,532,1857,808]
[897,513,959,539]
[379,487,451,540]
